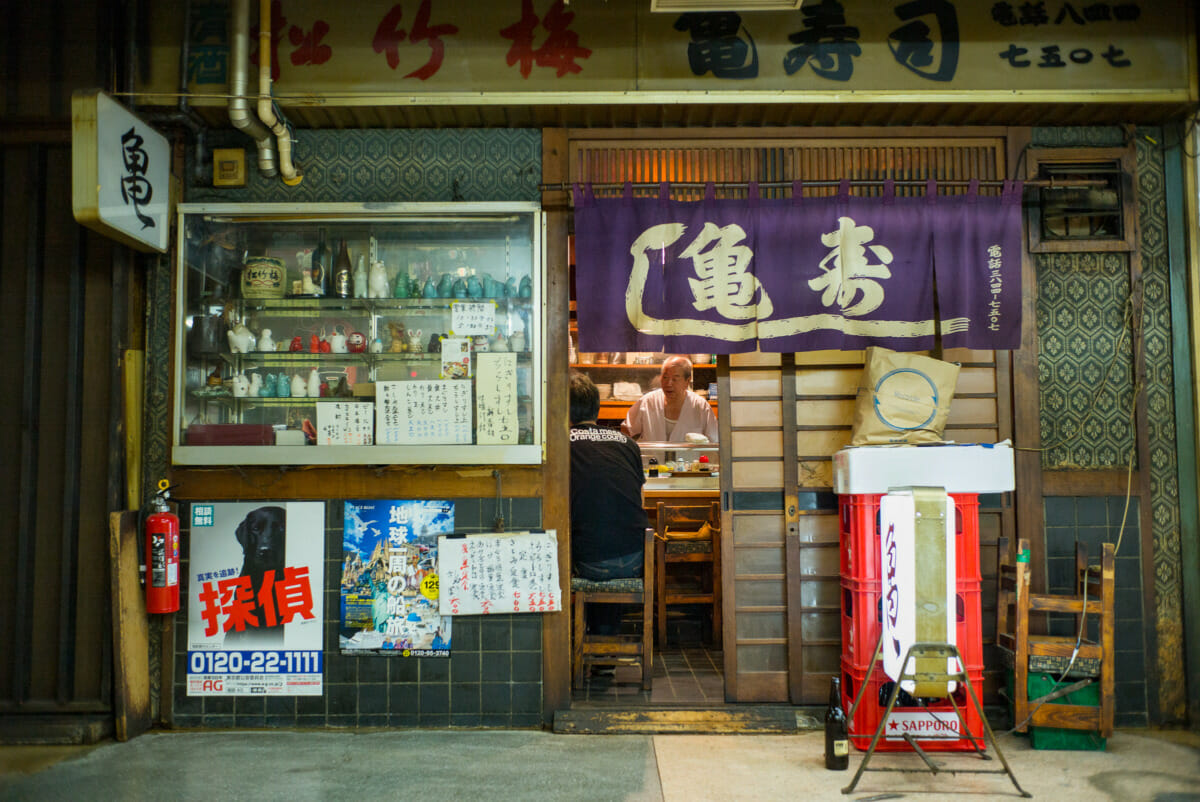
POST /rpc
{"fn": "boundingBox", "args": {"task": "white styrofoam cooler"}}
[833,443,1015,495]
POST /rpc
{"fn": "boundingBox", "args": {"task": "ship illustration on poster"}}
[340,500,454,656]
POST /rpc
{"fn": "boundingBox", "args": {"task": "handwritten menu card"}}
[316,401,374,445]
[475,352,518,445]
[376,380,472,444]
[437,531,561,615]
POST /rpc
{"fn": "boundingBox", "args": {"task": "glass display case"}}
[173,203,544,466]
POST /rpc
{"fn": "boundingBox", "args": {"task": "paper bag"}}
[850,347,960,446]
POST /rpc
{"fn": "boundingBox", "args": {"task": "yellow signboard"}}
[144,0,1194,105]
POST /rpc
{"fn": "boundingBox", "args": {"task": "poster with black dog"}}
[186,502,325,696]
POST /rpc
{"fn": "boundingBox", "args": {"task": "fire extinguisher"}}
[144,479,180,614]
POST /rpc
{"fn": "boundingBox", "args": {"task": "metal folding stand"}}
[841,637,1030,797]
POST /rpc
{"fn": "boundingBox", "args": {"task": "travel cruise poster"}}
[340,500,454,656]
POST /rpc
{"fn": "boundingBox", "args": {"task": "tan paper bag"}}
[850,347,960,446]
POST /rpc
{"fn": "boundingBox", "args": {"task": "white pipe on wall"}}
[257,0,303,186]
[229,0,277,178]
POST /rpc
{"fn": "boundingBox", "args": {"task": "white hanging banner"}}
[880,487,957,693]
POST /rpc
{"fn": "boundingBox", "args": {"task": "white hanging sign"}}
[71,90,170,253]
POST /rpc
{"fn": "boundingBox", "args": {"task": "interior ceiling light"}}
[650,0,803,10]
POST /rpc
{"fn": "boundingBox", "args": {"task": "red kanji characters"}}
[218,576,261,633]
[500,0,591,79]
[289,19,332,67]
[373,0,459,80]
[274,566,316,624]
[198,566,315,636]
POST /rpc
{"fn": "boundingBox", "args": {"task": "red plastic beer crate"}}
[841,658,986,753]
[838,492,981,583]
[840,577,983,672]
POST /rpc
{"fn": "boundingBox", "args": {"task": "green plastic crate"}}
[1009,671,1107,751]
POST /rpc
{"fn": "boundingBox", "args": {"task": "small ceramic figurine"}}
[452,278,469,299]
[421,277,438,299]
[491,333,509,352]
[387,322,406,353]
[347,331,367,353]
[436,273,454,299]
[307,368,321,399]
[276,372,291,398]
[353,255,369,299]
[368,260,390,299]
[262,373,278,398]
[291,373,308,398]
[258,328,276,353]
[483,275,504,298]
[327,326,348,354]
[231,373,250,397]
[248,373,263,397]
[290,336,304,352]
[406,328,424,353]
[504,276,518,298]
[393,273,410,299]
[509,330,526,352]
[466,274,483,298]
[472,334,490,352]
[426,332,442,353]
[227,321,254,354]
[518,275,532,298]
[370,338,384,354]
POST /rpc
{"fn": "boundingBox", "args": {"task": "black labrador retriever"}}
[224,505,287,645]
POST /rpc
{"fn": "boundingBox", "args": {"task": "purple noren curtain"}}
[573,180,1023,353]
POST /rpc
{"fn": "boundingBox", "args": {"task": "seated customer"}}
[621,355,718,443]
[569,372,648,585]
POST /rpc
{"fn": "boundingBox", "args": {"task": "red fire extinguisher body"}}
[145,509,180,613]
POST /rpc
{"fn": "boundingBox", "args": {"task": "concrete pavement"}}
[1,728,1198,801]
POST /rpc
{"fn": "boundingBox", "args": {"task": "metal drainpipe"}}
[229,0,277,177]
[257,0,302,185]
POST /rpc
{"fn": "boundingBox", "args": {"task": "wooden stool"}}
[570,527,655,690]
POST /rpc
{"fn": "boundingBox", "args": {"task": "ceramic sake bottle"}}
[291,373,307,398]
[307,368,321,398]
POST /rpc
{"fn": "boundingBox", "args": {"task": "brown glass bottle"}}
[825,675,849,770]
[311,228,330,297]
[333,239,352,298]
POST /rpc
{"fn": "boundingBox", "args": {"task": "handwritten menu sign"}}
[376,380,472,444]
[450,302,496,336]
[475,352,518,445]
[437,531,561,616]
[316,401,374,445]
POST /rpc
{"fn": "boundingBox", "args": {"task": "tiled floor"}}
[572,644,725,707]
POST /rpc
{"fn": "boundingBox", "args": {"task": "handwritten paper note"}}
[376,380,472,444]
[475,353,518,445]
[316,401,375,445]
[437,531,561,615]
[450,302,496,337]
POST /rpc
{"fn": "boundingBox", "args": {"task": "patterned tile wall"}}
[1032,126,1186,723]
[188,129,541,204]
[150,128,547,728]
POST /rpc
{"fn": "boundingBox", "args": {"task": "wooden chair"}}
[570,527,655,690]
[996,536,1115,738]
[654,500,721,648]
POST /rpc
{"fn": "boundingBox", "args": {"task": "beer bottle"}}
[825,676,849,770]
[311,228,330,297]
[333,239,352,299]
